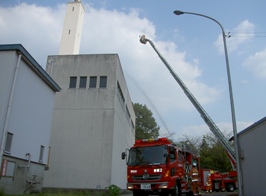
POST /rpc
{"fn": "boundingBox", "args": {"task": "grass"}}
[8,192,106,196]
[3,187,128,196]
[1,184,125,196]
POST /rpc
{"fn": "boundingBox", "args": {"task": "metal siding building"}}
[237,116,266,195]
[0,44,60,194]
[43,54,135,190]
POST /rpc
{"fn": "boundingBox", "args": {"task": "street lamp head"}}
[173,10,184,15]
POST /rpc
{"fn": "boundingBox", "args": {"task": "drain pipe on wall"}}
[0,52,22,169]
[25,153,31,181]
[24,153,33,194]
[25,153,31,168]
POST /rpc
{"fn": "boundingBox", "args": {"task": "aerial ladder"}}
[139,35,236,168]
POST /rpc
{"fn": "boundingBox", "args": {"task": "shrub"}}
[106,185,120,196]
[0,189,4,196]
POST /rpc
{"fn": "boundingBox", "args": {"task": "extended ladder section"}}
[139,35,236,166]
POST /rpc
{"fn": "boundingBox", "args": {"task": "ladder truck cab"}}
[122,138,201,196]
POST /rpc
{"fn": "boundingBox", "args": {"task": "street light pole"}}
[174,10,243,195]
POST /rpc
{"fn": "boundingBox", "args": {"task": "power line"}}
[227,32,266,38]
[125,72,173,139]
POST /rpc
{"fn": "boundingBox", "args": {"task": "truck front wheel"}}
[133,190,149,196]
[132,190,138,196]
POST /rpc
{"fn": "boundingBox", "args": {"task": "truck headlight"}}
[159,183,168,189]
[127,184,134,189]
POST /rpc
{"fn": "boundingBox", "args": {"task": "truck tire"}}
[159,192,168,196]
[132,190,138,196]
[226,183,235,192]
[133,190,149,196]
[186,190,194,196]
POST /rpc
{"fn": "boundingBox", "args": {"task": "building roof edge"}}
[0,44,61,92]
[230,116,266,140]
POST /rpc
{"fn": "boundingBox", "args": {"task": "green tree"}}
[199,137,213,169]
[176,132,232,172]
[175,134,202,156]
[199,133,232,172]
[133,103,160,140]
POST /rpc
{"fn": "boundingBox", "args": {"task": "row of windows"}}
[116,82,135,132]
[69,76,107,89]
[5,132,45,163]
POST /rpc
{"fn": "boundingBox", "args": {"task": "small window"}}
[1,159,15,177]
[169,151,176,162]
[68,29,71,34]
[79,76,87,88]
[72,7,74,11]
[117,82,125,104]
[100,76,107,88]
[4,132,13,153]
[69,77,77,88]
[126,106,130,123]
[39,145,45,162]
[131,120,135,132]
[178,151,183,161]
[89,76,97,88]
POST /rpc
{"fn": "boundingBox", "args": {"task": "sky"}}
[1,0,266,141]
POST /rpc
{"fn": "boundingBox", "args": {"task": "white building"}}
[43,54,135,190]
[59,0,84,55]
[0,44,60,194]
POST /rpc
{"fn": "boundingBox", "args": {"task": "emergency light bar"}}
[134,138,171,146]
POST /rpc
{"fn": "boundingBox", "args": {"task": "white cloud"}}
[174,120,253,141]
[243,49,266,79]
[0,2,260,141]
[80,4,221,113]
[0,2,222,127]
[0,3,65,66]
[215,20,255,54]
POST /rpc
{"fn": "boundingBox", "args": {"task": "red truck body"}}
[201,169,237,192]
[122,138,201,196]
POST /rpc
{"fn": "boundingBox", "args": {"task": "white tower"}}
[59,0,84,55]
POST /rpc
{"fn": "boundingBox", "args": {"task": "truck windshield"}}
[128,146,167,166]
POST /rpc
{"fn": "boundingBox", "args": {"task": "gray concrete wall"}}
[44,54,135,190]
[111,56,135,188]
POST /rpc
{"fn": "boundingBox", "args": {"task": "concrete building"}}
[59,0,84,55]
[43,54,135,190]
[236,116,266,195]
[0,44,60,194]
[43,0,135,190]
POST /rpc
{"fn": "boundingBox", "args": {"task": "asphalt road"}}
[120,191,238,196]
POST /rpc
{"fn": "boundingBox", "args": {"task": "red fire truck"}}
[139,35,239,193]
[121,138,201,196]
[201,169,237,192]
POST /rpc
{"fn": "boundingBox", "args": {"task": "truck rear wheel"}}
[226,183,235,192]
